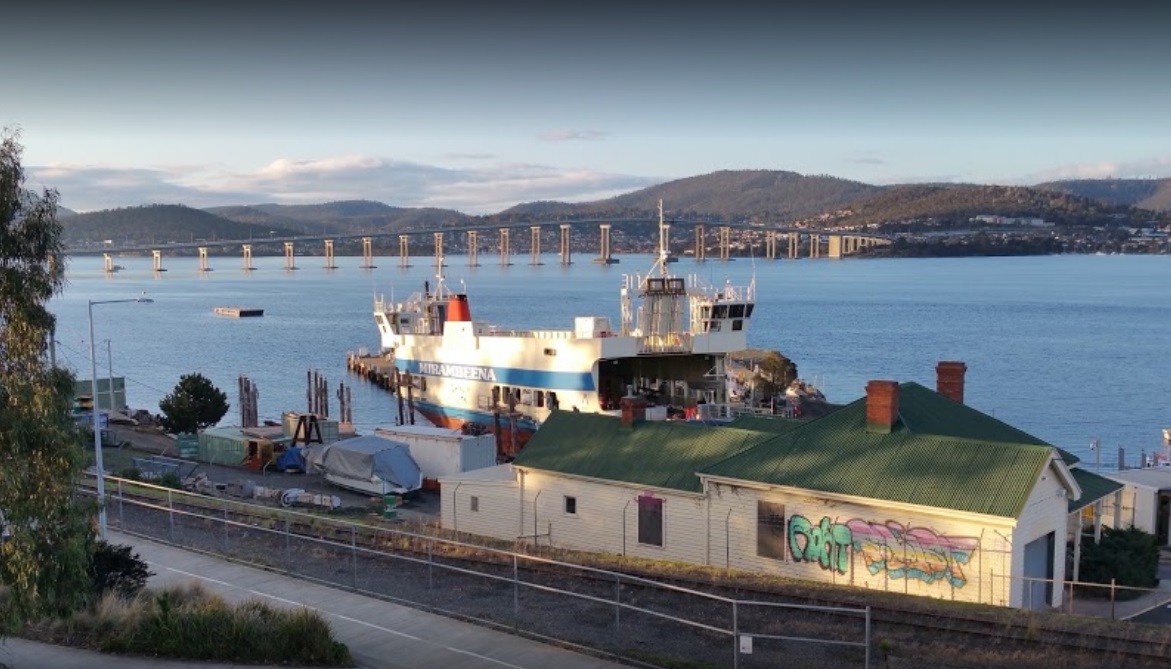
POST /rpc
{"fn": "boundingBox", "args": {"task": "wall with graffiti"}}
[788,515,980,588]
[707,483,1020,606]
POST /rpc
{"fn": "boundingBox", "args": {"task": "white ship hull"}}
[373,204,757,457]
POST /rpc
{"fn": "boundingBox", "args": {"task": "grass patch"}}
[24,582,352,666]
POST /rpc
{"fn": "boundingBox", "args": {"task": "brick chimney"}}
[865,380,900,433]
[936,361,967,404]
[620,395,647,428]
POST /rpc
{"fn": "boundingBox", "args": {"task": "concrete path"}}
[2,532,628,669]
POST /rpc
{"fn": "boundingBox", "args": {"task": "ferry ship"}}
[373,203,756,457]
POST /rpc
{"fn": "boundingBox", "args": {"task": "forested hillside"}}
[1033,178,1171,212]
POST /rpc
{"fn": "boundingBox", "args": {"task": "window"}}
[564,496,577,515]
[712,305,729,319]
[756,501,786,559]
[729,304,745,318]
[470,496,479,513]
[536,391,545,408]
[731,319,743,331]
[637,495,663,547]
[544,347,557,356]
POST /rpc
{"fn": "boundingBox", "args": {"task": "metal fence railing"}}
[94,476,872,669]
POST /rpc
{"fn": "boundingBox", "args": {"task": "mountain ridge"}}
[60,170,1166,248]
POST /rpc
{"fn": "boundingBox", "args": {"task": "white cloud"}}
[26,155,658,215]
[538,129,609,142]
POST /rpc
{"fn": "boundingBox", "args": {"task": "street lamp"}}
[89,296,153,540]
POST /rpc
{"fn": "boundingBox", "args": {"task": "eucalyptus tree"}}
[0,129,93,625]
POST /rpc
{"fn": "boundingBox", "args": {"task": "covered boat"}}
[310,435,423,496]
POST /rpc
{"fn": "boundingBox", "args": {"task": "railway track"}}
[91,481,1171,668]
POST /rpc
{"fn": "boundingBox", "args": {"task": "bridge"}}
[68,218,894,273]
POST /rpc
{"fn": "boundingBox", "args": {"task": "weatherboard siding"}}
[518,470,708,562]
[441,479,520,540]
[1009,467,1069,608]
[705,481,1018,606]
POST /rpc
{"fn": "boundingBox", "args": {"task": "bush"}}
[1078,526,1159,589]
[89,542,153,600]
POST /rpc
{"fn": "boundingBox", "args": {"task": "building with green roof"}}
[439,362,1124,610]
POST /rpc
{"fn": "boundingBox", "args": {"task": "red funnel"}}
[447,294,472,322]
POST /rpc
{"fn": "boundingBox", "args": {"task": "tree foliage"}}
[89,541,153,600]
[159,373,229,434]
[0,128,95,624]
[752,351,798,401]
[1078,526,1160,590]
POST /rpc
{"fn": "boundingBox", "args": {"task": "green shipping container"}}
[176,433,199,459]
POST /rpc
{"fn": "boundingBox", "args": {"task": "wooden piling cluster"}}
[346,352,417,426]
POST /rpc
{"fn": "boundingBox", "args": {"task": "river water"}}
[50,253,1170,471]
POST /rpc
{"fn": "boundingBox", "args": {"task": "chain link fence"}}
[100,477,872,669]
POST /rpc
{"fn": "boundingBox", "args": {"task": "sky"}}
[4,2,1171,214]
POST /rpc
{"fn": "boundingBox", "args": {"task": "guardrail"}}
[90,476,872,669]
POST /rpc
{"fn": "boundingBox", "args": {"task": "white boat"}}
[372,201,756,457]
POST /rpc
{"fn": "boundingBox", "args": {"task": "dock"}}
[214,307,264,318]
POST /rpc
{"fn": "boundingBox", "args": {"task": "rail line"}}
[87,480,1171,667]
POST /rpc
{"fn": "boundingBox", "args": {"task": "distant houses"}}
[441,362,1122,610]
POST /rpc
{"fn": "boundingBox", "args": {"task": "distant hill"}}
[209,200,473,234]
[495,170,884,222]
[61,172,1162,249]
[835,184,1146,228]
[57,205,77,218]
[61,204,302,247]
[1033,178,1171,213]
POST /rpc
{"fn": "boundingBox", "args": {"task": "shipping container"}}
[373,424,496,484]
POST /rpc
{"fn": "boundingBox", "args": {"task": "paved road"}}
[3,532,629,669]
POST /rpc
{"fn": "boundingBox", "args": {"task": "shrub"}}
[89,542,153,600]
[1078,526,1160,589]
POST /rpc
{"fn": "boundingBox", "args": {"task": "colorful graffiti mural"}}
[788,515,852,574]
[787,515,979,588]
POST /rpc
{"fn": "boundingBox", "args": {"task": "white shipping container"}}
[374,425,496,480]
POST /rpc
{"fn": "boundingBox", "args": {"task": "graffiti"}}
[787,515,980,588]
[846,519,979,588]
[788,515,852,574]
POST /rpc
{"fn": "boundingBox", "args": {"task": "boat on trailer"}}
[372,201,756,458]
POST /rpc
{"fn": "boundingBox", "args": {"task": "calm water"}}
[50,253,1171,471]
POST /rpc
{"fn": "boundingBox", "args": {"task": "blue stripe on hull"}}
[413,401,541,432]
[396,359,595,392]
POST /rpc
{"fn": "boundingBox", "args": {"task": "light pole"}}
[89,296,153,540]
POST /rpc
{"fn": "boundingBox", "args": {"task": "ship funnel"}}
[447,294,472,322]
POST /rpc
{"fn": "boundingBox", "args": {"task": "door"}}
[1022,532,1055,610]
[1156,493,1171,546]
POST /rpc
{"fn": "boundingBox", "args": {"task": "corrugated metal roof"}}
[702,383,1058,518]
[514,382,1070,518]
[512,412,777,493]
[1068,468,1124,513]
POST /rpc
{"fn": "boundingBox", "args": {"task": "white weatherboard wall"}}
[1009,463,1071,608]
[703,479,1017,607]
[440,466,519,541]
[516,469,707,562]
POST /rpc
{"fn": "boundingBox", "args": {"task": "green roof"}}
[701,383,1063,518]
[1068,468,1124,513]
[512,411,778,493]
[726,415,805,434]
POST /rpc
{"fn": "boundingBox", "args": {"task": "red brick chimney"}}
[620,395,647,428]
[865,380,900,433]
[936,361,967,404]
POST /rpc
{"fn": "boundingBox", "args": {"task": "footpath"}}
[1,531,628,669]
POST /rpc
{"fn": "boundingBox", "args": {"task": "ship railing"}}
[638,333,692,354]
[482,328,574,340]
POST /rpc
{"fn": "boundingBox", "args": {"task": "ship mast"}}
[653,198,670,278]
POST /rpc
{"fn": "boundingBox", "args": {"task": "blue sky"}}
[5,2,1170,214]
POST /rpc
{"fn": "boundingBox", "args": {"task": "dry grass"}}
[22,582,352,666]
